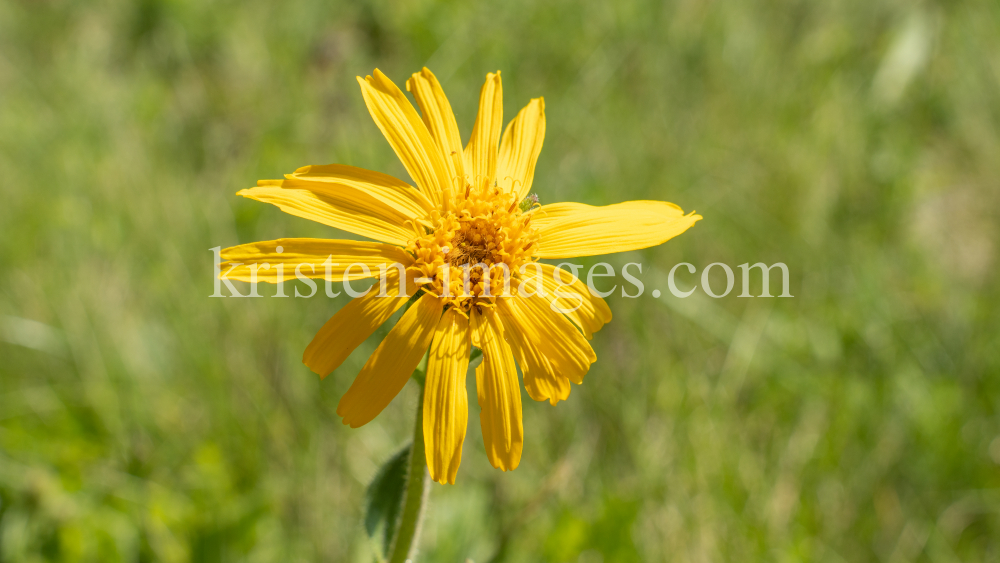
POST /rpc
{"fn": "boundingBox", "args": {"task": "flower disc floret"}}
[408,183,539,312]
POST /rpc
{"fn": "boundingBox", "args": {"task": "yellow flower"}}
[220,68,701,484]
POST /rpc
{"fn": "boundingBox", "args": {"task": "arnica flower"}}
[220,68,701,484]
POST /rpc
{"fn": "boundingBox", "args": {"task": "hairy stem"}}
[388,384,429,563]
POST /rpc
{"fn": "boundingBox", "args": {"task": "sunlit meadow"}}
[1,1,999,561]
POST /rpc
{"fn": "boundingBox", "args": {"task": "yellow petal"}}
[500,292,595,385]
[422,308,471,485]
[238,186,415,246]
[463,72,503,190]
[337,293,443,428]
[537,263,611,340]
[496,298,571,406]
[220,238,412,283]
[526,201,591,231]
[471,307,522,471]
[288,163,433,219]
[496,97,545,200]
[358,70,451,207]
[533,201,702,258]
[303,269,416,378]
[406,68,465,189]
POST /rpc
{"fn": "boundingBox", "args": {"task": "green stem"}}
[388,384,429,563]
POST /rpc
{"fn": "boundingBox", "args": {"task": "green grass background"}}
[2,0,999,561]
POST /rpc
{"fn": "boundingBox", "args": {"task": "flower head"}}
[220,68,701,484]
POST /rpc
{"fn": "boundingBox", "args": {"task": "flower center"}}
[408,184,539,312]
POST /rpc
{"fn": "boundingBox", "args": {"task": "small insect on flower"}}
[219,68,701,484]
[519,193,540,213]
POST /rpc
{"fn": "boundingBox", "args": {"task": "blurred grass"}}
[1,0,1000,561]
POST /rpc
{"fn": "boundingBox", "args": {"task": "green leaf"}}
[363,443,411,560]
[469,347,483,368]
[410,349,429,385]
